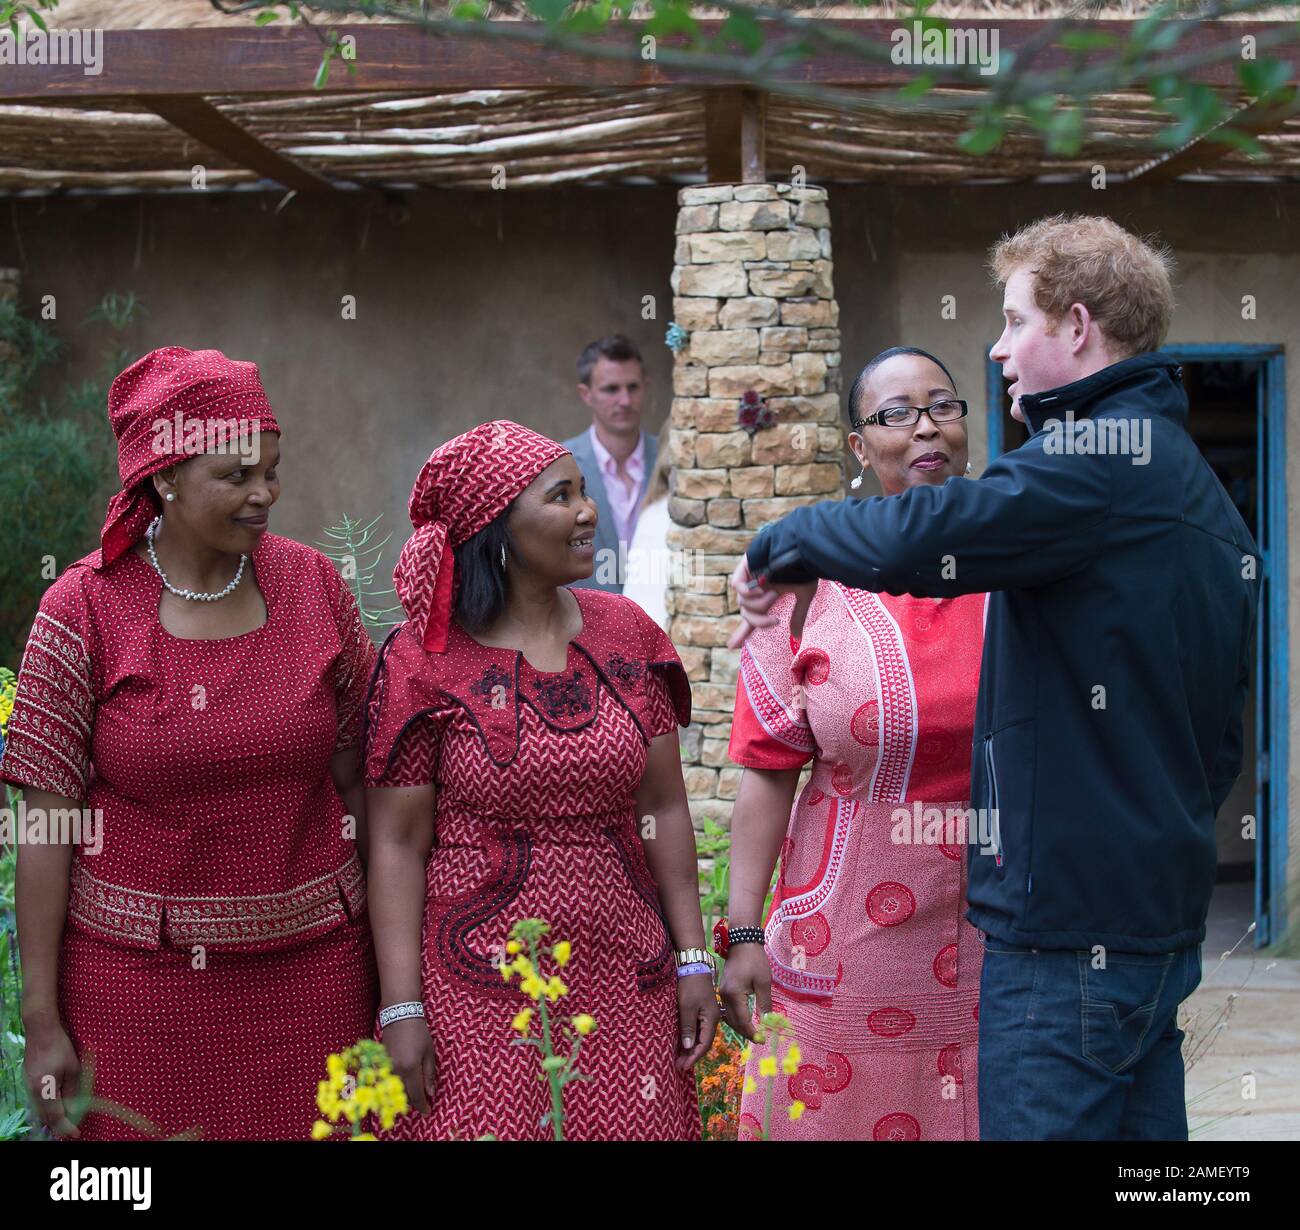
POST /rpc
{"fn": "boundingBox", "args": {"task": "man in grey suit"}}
[563,334,658,594]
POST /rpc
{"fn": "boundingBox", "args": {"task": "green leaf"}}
[254,9,280,25]
[1044,106,1084,157]
[719,10,764,55]
[526,0,569,24]
[897,71,935,102]
[644,0,698,41]
[1204,126,1265,159]
[564,8,609,35]
[957,118,1004,156]
[21,4,46,32]
[1238,57,1292,102]
[1018,93,1056,130]
[314,53,331,90]
[1148,72,1180,102]
[1059,30,1116,54]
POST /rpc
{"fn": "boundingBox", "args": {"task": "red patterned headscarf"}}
[394,420,570,653]
[96,346,281,569]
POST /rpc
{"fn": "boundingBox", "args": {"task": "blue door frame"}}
[984,344,1289,947]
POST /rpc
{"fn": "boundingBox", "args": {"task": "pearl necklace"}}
[146,516,247,603]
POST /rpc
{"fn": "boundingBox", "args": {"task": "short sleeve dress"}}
[1,534,379,1140]
[728,582,988,1141]
[364,586,701,1141]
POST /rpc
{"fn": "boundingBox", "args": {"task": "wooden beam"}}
[1126,87,1300,181]
[3,21,1299,101]
[139,95,339,192]
[703,87,766,182]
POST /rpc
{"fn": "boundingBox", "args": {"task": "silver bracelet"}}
[378,1000,426,1028]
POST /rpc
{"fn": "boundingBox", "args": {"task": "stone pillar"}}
[666,183,844,826]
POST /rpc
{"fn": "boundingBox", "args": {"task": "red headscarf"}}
[95,346,281,569]
[394,420,570,653]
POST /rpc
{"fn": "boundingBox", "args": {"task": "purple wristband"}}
[676,962,712,979]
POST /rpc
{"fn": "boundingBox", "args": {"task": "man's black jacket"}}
[746,352,1259,953]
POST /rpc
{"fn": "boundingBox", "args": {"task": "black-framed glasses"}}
[852,399,969,430]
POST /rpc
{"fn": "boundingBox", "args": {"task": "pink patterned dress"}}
[363,587,702,1141]
[729,582,987,1140]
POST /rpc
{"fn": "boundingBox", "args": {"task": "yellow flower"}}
[781,1046,801,1076]
[506,940,521,955]
[743,1075,757,1094]
[572,1014,597,1036]
[519,973,545,1000]
[511,1007,534,1033]
[551,940,572,967]
[352,1132,377,1141]
[739,1045,753,1064]
[317,1081,342,1122]
[758,1056,777,1078]
[544,975,568,1002]
[789,1101,806,1121]
[311,1119,333,1140]
[376,1074,409,1130]
[326,1053,345,1082]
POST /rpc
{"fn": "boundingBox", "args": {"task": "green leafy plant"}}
[0,290,143,665]
[316,513,404,641]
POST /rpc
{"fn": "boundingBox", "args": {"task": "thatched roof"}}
[40,1,1300,25]
[3,5,1298,192]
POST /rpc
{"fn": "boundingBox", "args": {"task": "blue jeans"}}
[976,933,1202,1140]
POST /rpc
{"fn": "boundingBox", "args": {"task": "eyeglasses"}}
[852,399,969,430]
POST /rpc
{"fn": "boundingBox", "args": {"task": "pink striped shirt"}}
[589,426,646,545]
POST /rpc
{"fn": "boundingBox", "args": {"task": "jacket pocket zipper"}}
[983,734,1003,867]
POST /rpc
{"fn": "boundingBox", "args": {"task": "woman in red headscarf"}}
[4,347,378,1140]
[364,421,715,1140]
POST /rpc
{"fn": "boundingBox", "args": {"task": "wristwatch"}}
[675,946,716,974]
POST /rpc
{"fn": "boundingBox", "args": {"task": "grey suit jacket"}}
[562,427,658,594]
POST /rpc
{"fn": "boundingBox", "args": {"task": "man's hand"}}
[728,558,815,649]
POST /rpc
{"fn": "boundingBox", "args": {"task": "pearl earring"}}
[965,462,973,475]
[165,492,176,502]
[850,466,866,490]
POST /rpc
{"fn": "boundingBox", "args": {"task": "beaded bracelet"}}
[676,962,713,978]
[378,1000,426,1028]
[728,925,765,947]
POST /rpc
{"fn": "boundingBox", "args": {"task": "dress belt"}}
[66,850,367,952]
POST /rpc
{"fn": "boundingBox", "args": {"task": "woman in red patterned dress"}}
[719,349,987,1140]
[5,348,378,1140]
[363,421,716,1140]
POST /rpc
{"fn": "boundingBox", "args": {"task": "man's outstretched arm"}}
[747,436,1112,598]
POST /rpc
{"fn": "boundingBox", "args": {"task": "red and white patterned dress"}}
[1,534,379,1140]
[729,583,987,1140]
[363,587,701,1141]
